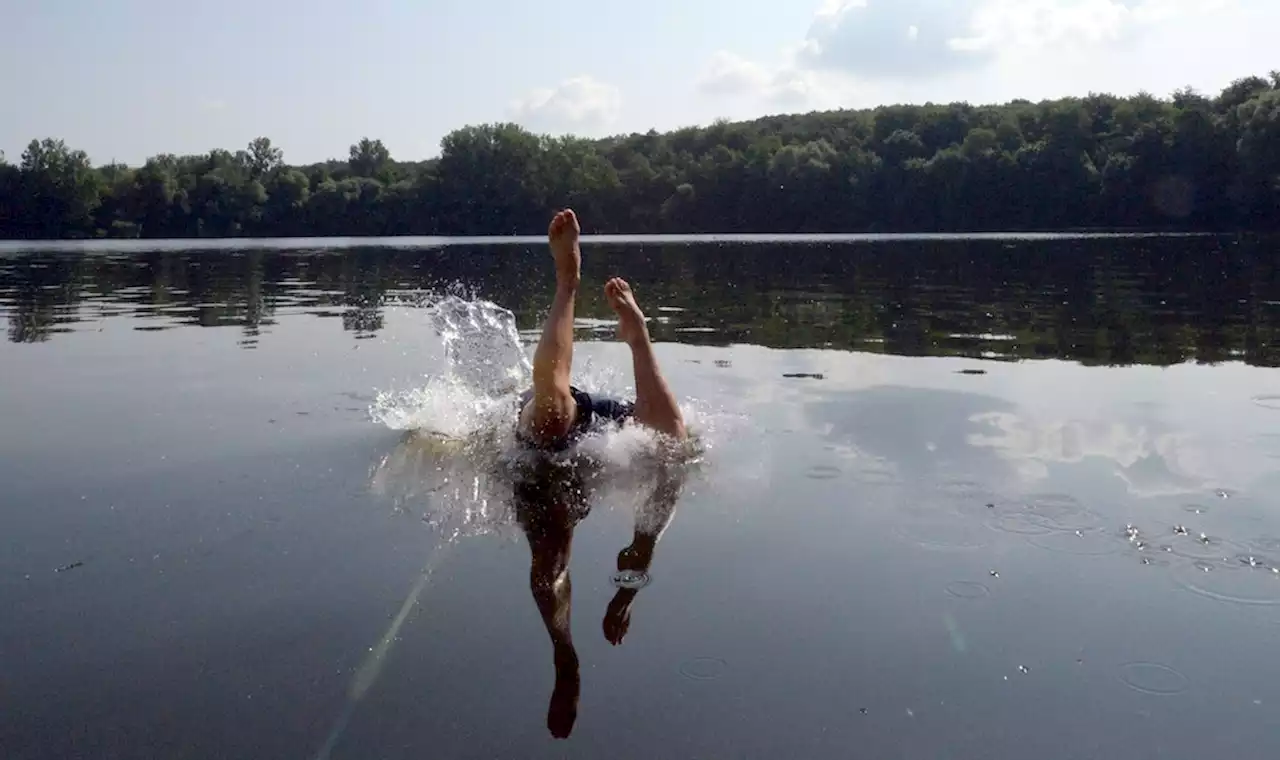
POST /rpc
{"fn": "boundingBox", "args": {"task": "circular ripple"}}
[1023,494,1104,532]
[1253,395,1280,411]
[853,466,899,486]
[1168,536,1250,562]
[1172,559,1280,606]
[939,480,1000,514]
[938,479,991,499]
[945,581,991,599]
[1119,663,1190,695]
[987,511,1056,536]
[679,657,728,681]
[894,519,990,551]
[1028,529,1121,556]
[612,570,651,590]
[1250,537,1280,555]
[805,465,842,481]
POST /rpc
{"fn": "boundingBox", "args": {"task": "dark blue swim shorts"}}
[516,386,635,451]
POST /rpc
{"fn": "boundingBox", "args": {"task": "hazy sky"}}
[1,0,1274,165]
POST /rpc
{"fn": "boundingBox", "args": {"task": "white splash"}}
[366,293,728,538]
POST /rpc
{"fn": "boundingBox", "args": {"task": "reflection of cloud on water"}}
[802,381,1234,499]
[967,412,1213,497]
[805,385,1016,483]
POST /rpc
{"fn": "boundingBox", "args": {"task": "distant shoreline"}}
[0,230,1231,254]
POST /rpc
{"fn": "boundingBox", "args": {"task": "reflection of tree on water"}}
[3,237,1278,366]
[369,431,688,739]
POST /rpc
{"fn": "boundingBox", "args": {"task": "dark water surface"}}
[3,235,1280,759]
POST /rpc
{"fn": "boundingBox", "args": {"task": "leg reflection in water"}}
[512,462,586,739]
[512,458,686,739]
[603,466,684,647]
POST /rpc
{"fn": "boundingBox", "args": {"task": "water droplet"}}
[679,657,728,681]
[990,569,1000,578]
[1199,533,1211,544]
[1018,665,1030,674]
[859,707,868,715]
[1174,525,1189,536]
[1119,662,1189,695]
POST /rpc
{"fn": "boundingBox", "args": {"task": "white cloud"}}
[696,51,771,96]
[696,54,853,112]
[947,0,1226,53]
[767,69,829,108]
[798,0,990,78]
[794,0,1237,80]
[693,0,1262,117]
[509,76,621,135]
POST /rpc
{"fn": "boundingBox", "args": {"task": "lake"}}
[2,234,1279,759]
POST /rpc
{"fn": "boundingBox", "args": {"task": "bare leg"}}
[604,278,686,440]
[518,210,582,448]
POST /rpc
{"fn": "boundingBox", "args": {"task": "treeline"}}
[2,73,1279,239]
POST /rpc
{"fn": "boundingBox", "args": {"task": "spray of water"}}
[367,293,723,538]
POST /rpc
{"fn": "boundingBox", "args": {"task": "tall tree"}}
[349,138,391,180]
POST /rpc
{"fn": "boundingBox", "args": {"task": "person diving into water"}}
[512,208,690,738]
[516,208,687,450]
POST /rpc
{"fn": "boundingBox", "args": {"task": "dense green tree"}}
[348,138,392,182]
[247,137,284,179]
[2,71,1279,239]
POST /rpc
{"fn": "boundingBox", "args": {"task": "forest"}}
[1,73,1278,238]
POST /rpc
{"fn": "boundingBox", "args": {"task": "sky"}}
[1,0,1275,166]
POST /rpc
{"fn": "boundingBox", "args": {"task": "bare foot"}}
[548,645,580,738]
[603,590,635,646]
[603,539,655,646]
[604,278,649,346]
[548,209,581,287]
